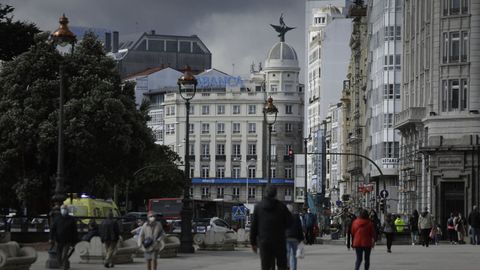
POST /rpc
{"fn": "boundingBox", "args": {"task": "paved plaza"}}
[30,243,480,270]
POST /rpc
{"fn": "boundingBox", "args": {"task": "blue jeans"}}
[473,227,480,245]
[355,247,371,270]
[286,239,299,270]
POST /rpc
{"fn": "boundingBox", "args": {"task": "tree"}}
[0,4,40,61]
[0,32,182,214]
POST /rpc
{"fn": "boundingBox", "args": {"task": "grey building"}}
[105,30,211,77]
[395,0,480,227]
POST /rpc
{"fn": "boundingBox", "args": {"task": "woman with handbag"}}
[454,213,466,244]
[140,212,165,270]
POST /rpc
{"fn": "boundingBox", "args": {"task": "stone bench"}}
[75,236,137,264]
[159,235,180,258]
[235,229,250,247]
[0,241,37,270]
[194,230,237,251]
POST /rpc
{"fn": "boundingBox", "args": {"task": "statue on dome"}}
[270,13,295,42]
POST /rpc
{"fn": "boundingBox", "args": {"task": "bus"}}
[148,198,183,220]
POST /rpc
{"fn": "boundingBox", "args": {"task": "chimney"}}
[105,32,112,52]
[150,30,155,35]
[112,31,119,53]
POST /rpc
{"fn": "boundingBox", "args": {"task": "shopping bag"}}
[296,242,305,259]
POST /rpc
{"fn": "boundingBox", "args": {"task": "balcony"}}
[395,107,426,130]
[283,155,293,162]
[270,155,277,162]
[216,194,224,199]
[232,195,240,201]
[201,194,211,199]
[188,155,195,161]
[231,155,242,162]
[200,155,211,161]
[216,155,226,161]
[247,155,257,161]
[347,159,362,174]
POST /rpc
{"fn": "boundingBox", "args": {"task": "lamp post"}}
[177,66,197,253]
[263,97,278,184]
[303,137,309,208]
[245,158,256,225]
[46,14,76,269]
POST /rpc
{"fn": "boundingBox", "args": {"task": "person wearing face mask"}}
[49,205,78,270]
[140,212,165,270]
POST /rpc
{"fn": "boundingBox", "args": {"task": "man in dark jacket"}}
[286,204,304,270]
[303,208,316,245]
[50,205,78,270]
[250,185,292,270]
[468,205,480,245]
[100,210,120,268]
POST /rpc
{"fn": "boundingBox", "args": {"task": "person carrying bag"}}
[140,212,165,270]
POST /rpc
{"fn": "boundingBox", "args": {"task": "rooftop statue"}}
[270,13,295,42]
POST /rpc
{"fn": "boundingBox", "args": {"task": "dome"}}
[267,42,298,61]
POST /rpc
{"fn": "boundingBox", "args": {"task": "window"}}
[179,41,190,53]
[285,144,293,155]
[217,187,224,198]
[271,167,276,178]
[248,123,256,133]
[217,144,225,155]
[248,187,256,198]
[248,105,256,114]
[285,188,292,196]
[201,167,209,178]
[232,166,240,178]
[285,167,293,179]
[233,123,241,133]
[165,105,176,116]
[190,168,194,179]
[202,105,210,115]
[384,142,399,158]
[270,144,277,157]
[217,105,225,114]
[232,105,241,114]
[285,123,293,132]
[188,105,194,115]
[383,114,394,128]
[248,144,257,155]
[232,144,241,156]
[384,84,400,99]
[286,105,293,114]
[166,40,177,52]
[216,166,225,178]
[248,167,256,178]
[201,144,210,155]
[217,123,225,134]
[232,187,240,197]
[271,85,278,92]
[189,144,195,156]
[201,123,210,134]
[271,124,276,132]
[202,187,210,197]
[442,79,468,112]
[165,124,175,135]
[443,31,469,63]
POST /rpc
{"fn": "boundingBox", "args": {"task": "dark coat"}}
[50,215,78,244]
[250,197,292,246]
[100,218,120,242]
[286,213,304,242]
[468,210,480,228]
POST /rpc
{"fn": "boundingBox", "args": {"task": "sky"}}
[5,0,306,79]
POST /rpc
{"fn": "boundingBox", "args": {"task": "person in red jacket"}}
[351,209,376,270]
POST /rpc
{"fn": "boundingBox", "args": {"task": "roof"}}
[122,66,166,80]
[267,42,298,61]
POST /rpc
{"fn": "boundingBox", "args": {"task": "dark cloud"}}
[6,0,305,78]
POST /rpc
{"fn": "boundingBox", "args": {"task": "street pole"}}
[267,124,272,184]
[304,138,308,209]
[52,63,66,212]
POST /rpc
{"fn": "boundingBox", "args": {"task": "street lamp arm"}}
[306,152,384,177]
[133,164,184,178]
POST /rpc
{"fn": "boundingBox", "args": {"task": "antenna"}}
[232,63,235,75]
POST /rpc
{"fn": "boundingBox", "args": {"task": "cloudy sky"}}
[6,0,306,78]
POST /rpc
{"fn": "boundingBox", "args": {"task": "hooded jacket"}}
[418,211,433,230]
[351,218,375,248]
[250,197,292,246]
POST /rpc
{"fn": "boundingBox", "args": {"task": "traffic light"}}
[288,149,294,161]
[379,199,385,212]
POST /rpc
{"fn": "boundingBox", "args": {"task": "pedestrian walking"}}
[49,205,78,270]
[394,215,406,233]
[131,219,145,247]
[140,212,165,270]
[382,213,395,253]
[409,210,419,245]
[447,213,457,244]
[343,208,356,250]
[351,209,376,270]
[468,205,480,245]
[286,204,304,270]
[100,210,120,268]
[250,185,292,270]
[418,207,433,247]
[303,208,316,245]
[369,210,381,242]
[454,213,466,244]
[434,223,442,245]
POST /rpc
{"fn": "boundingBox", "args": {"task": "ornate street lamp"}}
[177,66,197,253]
[263,97,278,184]
[46,14,76,269]
[50,14,76,213]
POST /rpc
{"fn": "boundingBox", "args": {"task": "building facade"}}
[395,0,480,227]
[364,0,403,214]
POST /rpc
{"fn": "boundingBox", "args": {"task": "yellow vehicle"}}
[63,194,121,224]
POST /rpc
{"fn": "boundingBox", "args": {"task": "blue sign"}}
[336,200,343,207]
[232,205,247,220]
[380,189,389,199]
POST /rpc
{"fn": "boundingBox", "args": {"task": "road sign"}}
[232,205,247,220]
[380,189,389,199]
